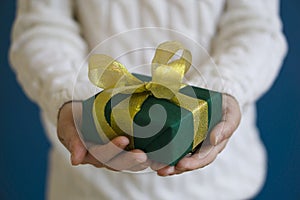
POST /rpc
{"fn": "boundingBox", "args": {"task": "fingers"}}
[88,136,129,163]
[175,139,228,172]
[57,102,150,172]
[82,153,105,168]
[150,162,168,171]
[129,159,152,172]
[81,152,134,172]
[154,139,228,176]
[57,102,87,165]
[153,94,241,176]
[156,166,177,176]
[59,128,87,166]
[150,153,192,175]
[210,94,241,146]
[69,132,88,165]
[82,148,150,171]
[88,137,149,171]
[106,149,148,171]
[151,155,190,176]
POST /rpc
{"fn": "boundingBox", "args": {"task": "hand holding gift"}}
[151,94,241,176]
[57,102,151,171]
[57,41,241,175]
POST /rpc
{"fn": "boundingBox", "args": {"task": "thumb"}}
[69,131,87,165]
[57,102,87,165]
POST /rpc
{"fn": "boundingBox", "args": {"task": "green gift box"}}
[81,73,222,166]
[81,41,222,166]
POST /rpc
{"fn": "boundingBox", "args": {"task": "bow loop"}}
[151,41,192,92]
[88,54,142,89]
[151,41,192,74]
[88,41,208,151]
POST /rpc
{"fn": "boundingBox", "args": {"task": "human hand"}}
[57,102,151,171]
[150,94,241,176]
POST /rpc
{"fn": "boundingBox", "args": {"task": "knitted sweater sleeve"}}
[188,0,287,109]
[9,0,88,124]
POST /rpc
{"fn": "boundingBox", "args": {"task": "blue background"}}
[0,1,299,199]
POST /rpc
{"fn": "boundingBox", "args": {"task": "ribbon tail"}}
[93,90,120,143]
[110,92,150,150]
[170,92,208,149]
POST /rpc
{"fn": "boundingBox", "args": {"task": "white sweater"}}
[10,0,287,199]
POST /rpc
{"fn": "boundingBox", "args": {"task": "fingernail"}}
[166,166,175,175]
[118,137,129,146]
[116,142,127,148]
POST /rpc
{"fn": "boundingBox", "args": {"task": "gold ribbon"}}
[89,41,208,150]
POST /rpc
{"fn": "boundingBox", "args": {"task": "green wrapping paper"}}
[81,73,222,165]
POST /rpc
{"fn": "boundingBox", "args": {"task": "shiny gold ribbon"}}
[89,41,208,150]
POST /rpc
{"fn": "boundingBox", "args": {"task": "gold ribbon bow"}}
[89,41,208,150]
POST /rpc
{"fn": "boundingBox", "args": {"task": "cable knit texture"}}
[9,0,287,199]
